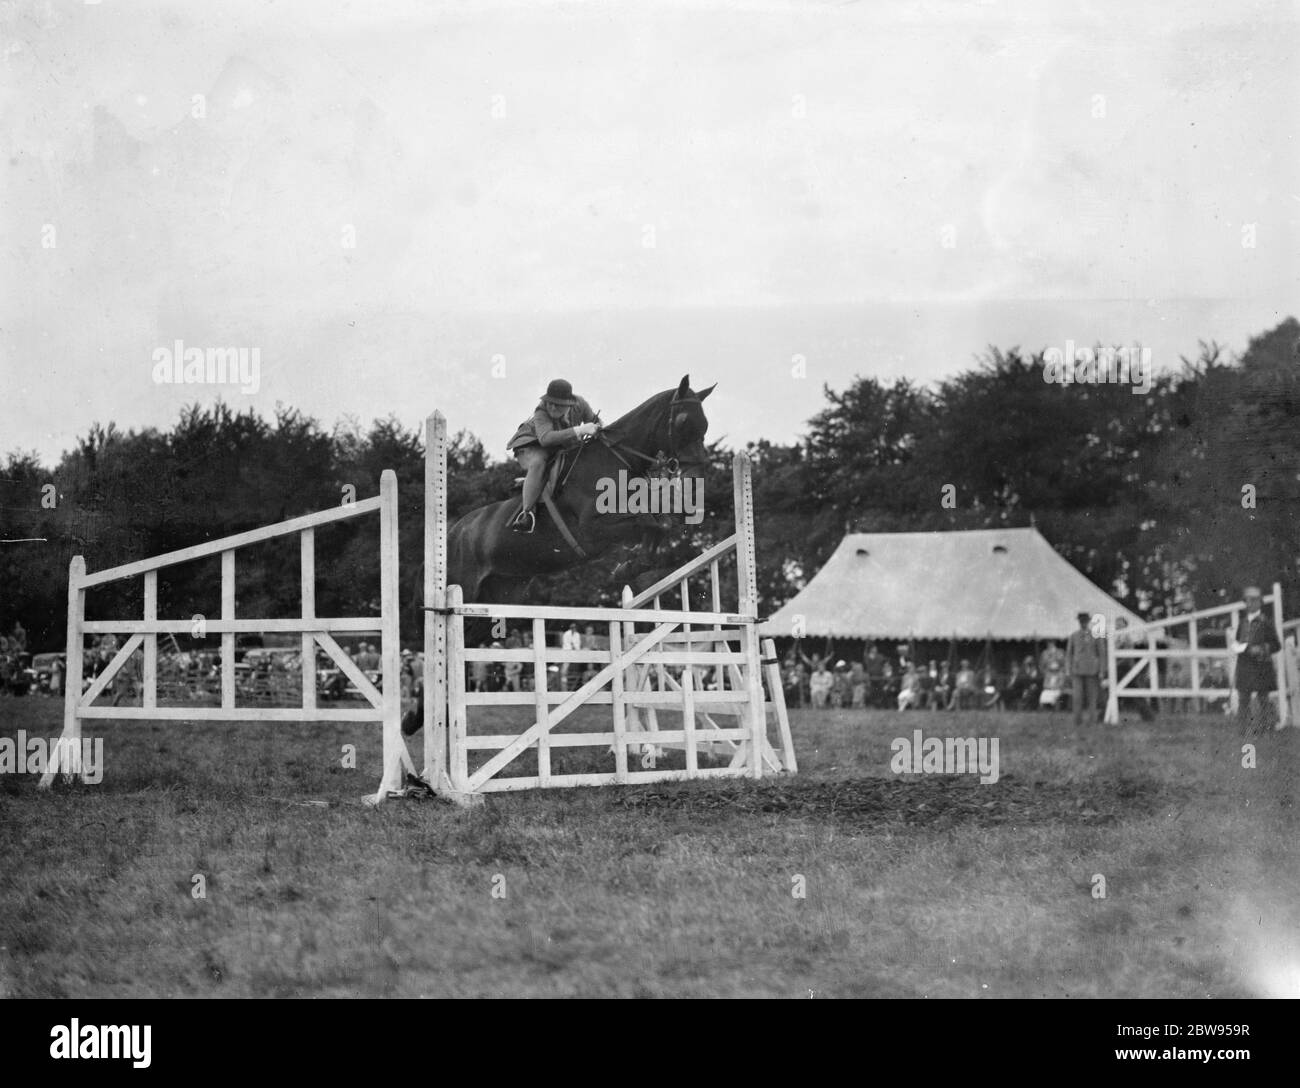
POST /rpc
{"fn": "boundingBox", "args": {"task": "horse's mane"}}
[599,387,677,441]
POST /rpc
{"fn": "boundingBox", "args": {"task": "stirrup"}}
[512,509,536,534]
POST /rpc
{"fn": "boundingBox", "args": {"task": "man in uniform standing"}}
[1065,612,1104,726]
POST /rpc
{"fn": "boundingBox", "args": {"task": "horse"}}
[448,373,714,604]
[401,375,714,737]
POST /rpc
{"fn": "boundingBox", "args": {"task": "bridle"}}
[582,392,702,479]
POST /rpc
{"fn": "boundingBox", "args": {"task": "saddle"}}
[510,448,588,558]
[511,447,573,499]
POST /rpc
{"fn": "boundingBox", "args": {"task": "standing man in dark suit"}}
[1065,612,1105,725]
[1231,586,1282,735]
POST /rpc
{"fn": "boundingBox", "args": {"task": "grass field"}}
[2,694,1298,998]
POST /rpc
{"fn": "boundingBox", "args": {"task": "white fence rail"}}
[1104,581,1290,726]
[40,472,411,801]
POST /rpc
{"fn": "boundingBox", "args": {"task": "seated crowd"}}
[782,639,1093,712]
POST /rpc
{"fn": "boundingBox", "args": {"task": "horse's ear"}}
[697,383,716,402]
[677,374,691,398]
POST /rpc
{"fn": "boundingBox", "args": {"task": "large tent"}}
[759,527,1144,643]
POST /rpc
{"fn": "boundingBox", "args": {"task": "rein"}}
[589,393,700,478]
[533,388,702,563]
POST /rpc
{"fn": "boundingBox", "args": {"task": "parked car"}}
[27,652,66,694]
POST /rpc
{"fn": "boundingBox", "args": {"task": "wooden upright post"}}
[40,556,87,787]
[447,584,469,793]
[1103,611,1120,724]
[425,411,449,787]
[733,453,765,778]
[376,470,406,799]
[1146,629,1159,713]
[533,617,551,786]
[1227,606,1241,716]
[300,530,316,714]
[1272,581,1289,728]
[143,571,157,710]
[221,550,236,710]
[610,614,629,782]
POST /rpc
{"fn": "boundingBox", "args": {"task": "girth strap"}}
[540,491,589,560]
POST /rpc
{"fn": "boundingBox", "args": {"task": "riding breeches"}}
[514,444,550,511]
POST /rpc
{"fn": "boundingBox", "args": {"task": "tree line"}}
[2,318,1296,653]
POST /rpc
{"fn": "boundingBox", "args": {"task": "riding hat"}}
[542,379,577,406]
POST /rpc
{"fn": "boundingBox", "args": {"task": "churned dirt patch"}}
[612,772,1173,830]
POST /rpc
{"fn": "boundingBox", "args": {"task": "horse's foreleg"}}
[401,696,424,737]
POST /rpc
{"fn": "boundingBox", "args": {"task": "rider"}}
[506,378,600,533]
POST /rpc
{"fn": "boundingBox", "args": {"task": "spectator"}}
[1002,661,1027,709]
[470,643,489,692]
[1065,612,1105,726]
[932,661,952,709]
[897,663,925,710]
[798,638,836,686]
[1202,657,1228,691]
[1163,654,1188,713]
[1230,585,1282,736]
[949,659,978,710]
[1019,656,1041,708]
[848,660,868,709]
[781,652,806,708]
[862,642,889,707]
[830,660,851,709]
[110,648,140,706]
[916,662,935,708]
[487,641,506,691]
[1039,641,1067,710]
[580,624,600,686]
[785,649,806,707]
[979,664,1003,710]
[519,632,535,691]
[559,623,581,689]
[809,661,833,708]
[503,629,523,692]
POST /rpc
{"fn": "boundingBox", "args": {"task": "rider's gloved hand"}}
[574,422,600,439]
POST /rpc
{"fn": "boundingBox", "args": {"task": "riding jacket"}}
[507,397,598,453]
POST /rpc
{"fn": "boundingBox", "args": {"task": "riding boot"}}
[511,508,536,534]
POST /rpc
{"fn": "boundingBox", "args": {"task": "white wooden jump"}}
[1103,582,1290,726]
[39,410,796,804]
[39,472,414,803]
[417,411,796,804]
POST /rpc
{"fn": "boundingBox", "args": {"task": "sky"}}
[3,0,1297,464]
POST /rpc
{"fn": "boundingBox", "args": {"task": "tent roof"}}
[759,527,1143,642]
